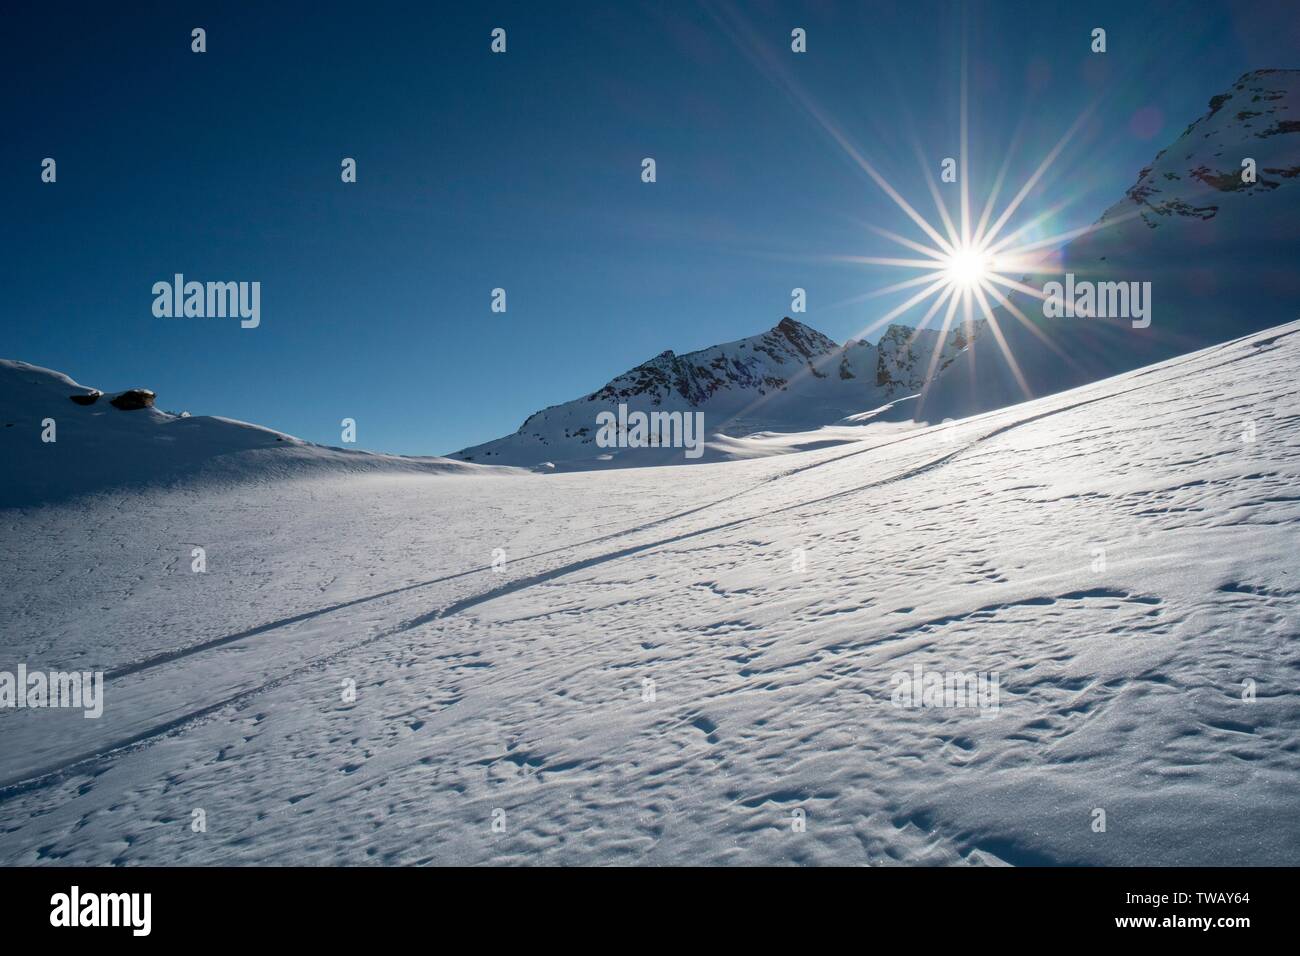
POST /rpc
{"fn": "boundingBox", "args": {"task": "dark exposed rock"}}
[69,390,103,406]
[109,388,156,411]
[1258,119,1300,138]
[1191,165,1279,192]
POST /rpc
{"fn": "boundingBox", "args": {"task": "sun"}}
[943,245,994,290]
[722,9,1139,409]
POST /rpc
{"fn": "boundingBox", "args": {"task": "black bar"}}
[0,866,1281,941]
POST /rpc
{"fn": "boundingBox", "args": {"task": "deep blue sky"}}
[4,1,1297,455]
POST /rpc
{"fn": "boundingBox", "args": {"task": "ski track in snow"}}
[1,323,1299,865]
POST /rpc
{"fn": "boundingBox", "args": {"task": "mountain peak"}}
[768,316,841,360]
[452,314,984,467]
[773,315,814,335]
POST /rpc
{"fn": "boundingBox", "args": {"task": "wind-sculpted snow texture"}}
[1,321,1297,865]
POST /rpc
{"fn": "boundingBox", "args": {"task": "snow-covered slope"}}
[451,318,977,469]
[917,69,1300,423]
[0,359,508,508]
[2,319,1297,866]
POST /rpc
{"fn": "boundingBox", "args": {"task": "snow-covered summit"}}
[1106,68,1300,230]
[452,317,978,469]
